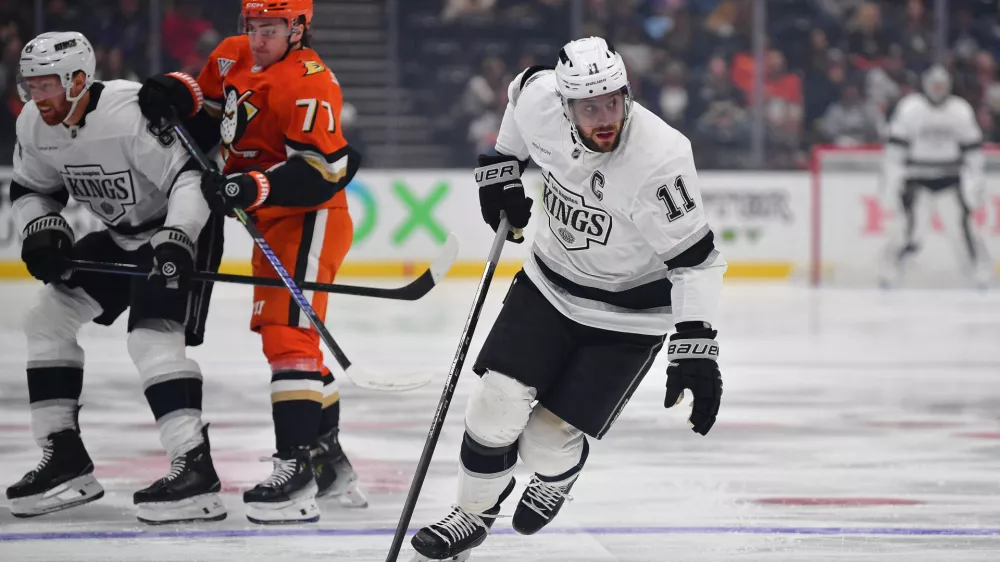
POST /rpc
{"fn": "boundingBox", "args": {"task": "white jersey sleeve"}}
[953,98,986,206]
[126,120,210,241]
[886,95,918,145]
[952,96,983,148]
[494,69,549,160]
[11,108,68,232]
[882,96,917,194]
[630,138,726,326]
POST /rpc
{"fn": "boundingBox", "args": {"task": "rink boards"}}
[0,165,998,285]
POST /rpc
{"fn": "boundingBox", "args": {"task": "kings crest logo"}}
[542,173,612,251]
[60,164,136,223]
[221,85,260,159]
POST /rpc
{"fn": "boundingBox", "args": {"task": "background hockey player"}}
[136,0,364,524]
[410,37,726,561]
[880,64,993,289]
[6,31,226,524]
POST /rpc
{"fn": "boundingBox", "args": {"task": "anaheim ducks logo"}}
[220,85,260,159]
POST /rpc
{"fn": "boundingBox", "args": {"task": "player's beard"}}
[36,97,72,126]
[580,122,623,153]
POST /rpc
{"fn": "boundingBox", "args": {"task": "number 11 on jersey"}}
[657,176,696,222]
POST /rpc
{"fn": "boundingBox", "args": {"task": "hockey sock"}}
[271,369,324,453]
[130,323,205,459]
[458,430,519,513]
[319,368,340,435]
[144,377,205,459]
[27,366,84,446]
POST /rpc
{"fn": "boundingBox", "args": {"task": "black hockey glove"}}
[664,324,722,436]
[148,227,196,292]
[21,213,74,284]
[138,72,203,125]
[476,153,532,243]
[200,170,270,214]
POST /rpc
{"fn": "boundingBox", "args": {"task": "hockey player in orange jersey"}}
[136,0,366,524]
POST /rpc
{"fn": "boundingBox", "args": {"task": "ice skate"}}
[244,447,319,524]
[133,425,227,524]
[6,429,105,517]
[410,477,515,561]
[511,471,580,535]
[311,428,368,508]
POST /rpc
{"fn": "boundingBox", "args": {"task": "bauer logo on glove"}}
[667,340,719,361]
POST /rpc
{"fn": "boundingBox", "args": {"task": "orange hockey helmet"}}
[241,0,313,30]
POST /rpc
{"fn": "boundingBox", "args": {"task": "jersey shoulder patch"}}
[210,35,251,74]
[277,50,340,88]
[301,59,326,76]
[510,65,554,107]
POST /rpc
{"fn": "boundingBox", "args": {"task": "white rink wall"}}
[1,166,998,285]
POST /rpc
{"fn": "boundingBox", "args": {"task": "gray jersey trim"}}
[657,223,711,263]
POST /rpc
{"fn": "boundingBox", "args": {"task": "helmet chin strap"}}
[61,78,90,125]
[280,21,305,62]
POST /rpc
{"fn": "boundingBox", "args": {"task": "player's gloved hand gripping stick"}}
[168,114,435,392]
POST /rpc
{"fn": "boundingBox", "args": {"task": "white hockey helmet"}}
[921,64,951,104]
[555,36,633,152]
[18,31,96,122]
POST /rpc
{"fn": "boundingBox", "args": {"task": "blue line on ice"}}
[3,526,1000,542]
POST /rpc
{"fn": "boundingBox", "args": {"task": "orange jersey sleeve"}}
[197,36,250,115]
[268,51,354,186]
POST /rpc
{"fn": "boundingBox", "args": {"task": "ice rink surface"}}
[2,278,1000,562]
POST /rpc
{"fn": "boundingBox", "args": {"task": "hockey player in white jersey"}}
[410,37,726,561]
[5,31,226,524]
[880,64,993,288]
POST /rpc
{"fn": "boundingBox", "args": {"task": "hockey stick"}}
[385,215,510,562]
[67,232,457,301]
[169,116,433,392]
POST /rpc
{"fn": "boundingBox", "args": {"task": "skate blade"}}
[409,552,471,562]
[10,473,104,517]
[318,475,369,508]
[246,511,320,525]
[245,489,320,525]
[136,492,227,525]
[334,483,368,508]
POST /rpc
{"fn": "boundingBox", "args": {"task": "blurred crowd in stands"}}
[2,0,999,170]
[0,0,234,162]
[426,0,1000,168]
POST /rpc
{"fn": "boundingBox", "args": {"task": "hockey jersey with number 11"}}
[11,80,209,251]
[497,68,727,336]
